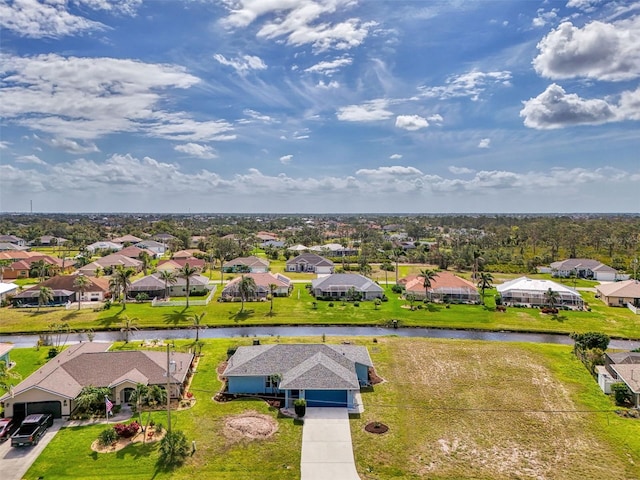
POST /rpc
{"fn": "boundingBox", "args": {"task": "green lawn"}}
[23,337,640,480]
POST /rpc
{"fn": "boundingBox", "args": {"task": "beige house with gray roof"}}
[0,342,193,419]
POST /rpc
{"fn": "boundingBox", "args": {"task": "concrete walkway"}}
[301,408,361,480]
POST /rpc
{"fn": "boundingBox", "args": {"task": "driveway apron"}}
[301,407,361,480]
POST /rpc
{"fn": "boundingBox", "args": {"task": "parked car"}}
[0,418,15,441]
[10,413,53,447]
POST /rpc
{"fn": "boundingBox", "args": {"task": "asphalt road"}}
[0,420,63,480]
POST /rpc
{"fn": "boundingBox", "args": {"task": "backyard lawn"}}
[20,336,640,480]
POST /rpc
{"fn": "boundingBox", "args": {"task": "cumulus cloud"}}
[214,54,267,74]
[174,143,217,159]
[419,70,512,101]
[337,99,393,122]
[0,54,234,142]
[316,80,340,89]
[305,57,352,75]
[395,115,429,131]
[37,136,99,154]
[16,154,46,165]
[280,154,293,164]
[389,154,402,160]
[533,18,640,81]
[427,114,444,125]
[565,0,602,11]
[532,8,558,28]
[221,0,377,53]
[520,83,616,129]
[449,166,475,174]
[478,138,491,148]
[617,86,640,121]
[0,141,11,149]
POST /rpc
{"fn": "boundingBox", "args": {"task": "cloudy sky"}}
[1,0,639,213]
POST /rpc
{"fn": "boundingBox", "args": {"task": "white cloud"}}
[389,154,402,160]
[520,83,616,129]
[316,80,340,89]
[214,53,267,75]
[337,99,393,122]
[565,0,601,11]
[427,114,444,125]
[0,54,234,142]
[221,0,377,53]
[174,143,217,159]
[280,154,293,164]
[449,166,475,174]
[356,165,424,178]
[533,18,640,81]
[0,141,11,149]
[532,8,558,28]
[478,138,491,148]
[305,57,352,75]
[38,136,99,154]
[617,86,640,121]
[240,109,274,123]
[419,70,512,101]
[16,154,46,165]
[395,115,429,131]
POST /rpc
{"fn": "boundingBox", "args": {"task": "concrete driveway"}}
[301,408,361,480]
[0,420,63,480]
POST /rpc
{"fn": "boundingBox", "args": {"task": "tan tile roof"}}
[404,271,478,294]
[596,280,640,298]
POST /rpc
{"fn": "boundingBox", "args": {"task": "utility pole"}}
[166,343,172,432]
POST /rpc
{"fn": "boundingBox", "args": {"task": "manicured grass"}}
[0,346,52,397]
[24,337,640,479]
[2,282,640,339]
[351,337,640,479]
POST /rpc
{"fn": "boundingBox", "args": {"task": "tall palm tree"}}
[37,286,54,311]
[268,283,278,315]
[472,250,484,281]
[120,315,139,343]
[544,288,560,310]
[418,269,438,302]
[392,248,404,284]
[159,270,177,299]
[178,263,199,308]
[238,275,257,313]
[113,266,135,309]
[73,274,91,310]
[477,272,494,304]
[190,312,206,341]
[0,259,12,282]
[138,251,152,276]
[30,259,50,282]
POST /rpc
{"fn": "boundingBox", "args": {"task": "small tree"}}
[73,274,91,310]
[571,332,610,352]
[98,427,118,446]
[120,315,139,344]
[158,430,190,468]
[37,286,54,311]
[611,383,630,406]
[190,312,206,342]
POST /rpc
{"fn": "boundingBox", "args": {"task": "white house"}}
[496,276,584,309]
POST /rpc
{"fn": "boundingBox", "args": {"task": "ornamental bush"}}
[98,427,118,446]
[114,421,140,438]
[158,430,190,468]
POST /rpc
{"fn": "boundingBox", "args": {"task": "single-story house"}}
[0,342,194,419]
[157,258,206,272]
[496,276,584,309]
[223,256,269,273]
[311,273,384,300]
[261,240,285,248]
[129,272,213,299]
[256,232,279,242]
[111,234,143,244]
[37,236,68,246]
[11,288,75,307]
[0,235,27,247]
[402,271,480,304]
[0,242,30,252]
[78,254,143,276]
[0,343,13,365]
[223,343,373,410]
[85,241,123,253]
[286,253,335,274]
[118,245,157,259]
[172,249,204,259]
[596,351,640,408]
[0,282,19,302]
[152,233,176,243]
[221,273,292,300]
[11,275,109,307]
[596,280,640,310]
[309,243,358,257]
[135,240,167,255]
[3,255,73,280]
[287,244,309,252]
[549,258,628,282]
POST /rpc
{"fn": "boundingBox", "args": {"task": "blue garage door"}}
[306,390,347,407]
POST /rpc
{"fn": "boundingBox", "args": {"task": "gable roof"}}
[223,344,372,390]
[119,245,155,258]
[404,271,478,294]
[112,234,143,244]
[224,272,291,289]
[18,275,109,294]
[596,280,640,298]
[0,282,18,295]
[224,256,269,268]
[312,273,383,293]
[286,253,334,267]
[0,342,193,401]
[550,258,616,273]
[496,276,581,297]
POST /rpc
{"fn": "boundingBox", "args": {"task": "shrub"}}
[114,421,140,438]
[571,332,610,352]
[353,302,359,307]
[328,302,334,307]
[98,427,118,446]
[158,430,190,468]
[47,347,59,359]
[227,346,238,358]
[611,383,630,406]
[294,398,306,417]
[391,284,404,294]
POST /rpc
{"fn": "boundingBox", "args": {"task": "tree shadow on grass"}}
[96,307,127,328]
[229,309,254,322]
[423,303,442,313]
[163,307,190,326]
[61,311,80,321]
[264,311,278,318]
[549,314,567,323]
[115,441,158,460]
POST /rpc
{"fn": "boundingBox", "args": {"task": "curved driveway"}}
[301,408,361,480]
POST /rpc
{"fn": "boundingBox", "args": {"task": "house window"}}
[265,375,279,389]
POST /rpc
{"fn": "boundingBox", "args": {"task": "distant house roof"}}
[119,245,155,259]
[135,240,166,249]
[0,342,193,401]
[152,233,175,241]
[496,276,581,296]
[157,258,206,270]
[129,272,210,291]
[0,235,25,244]
[112,234,143,244]
[0,282,19,296]
[224,272,291,291]
[287,244,308,251]
[312,273,383,294]
[0,242,29,252]
[86,241,123,251]
[94,254,142,268]
[223,344,372,390]
[596,280,640,298]
[172,249,203,259]
[550,258,617,273]
[404,271,478,295]
[286,253,334,267]
[224,256,269,269]
[17,275,109,296]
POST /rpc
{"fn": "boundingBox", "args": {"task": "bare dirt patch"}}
[223,410,279,441]
[91,427,166,453]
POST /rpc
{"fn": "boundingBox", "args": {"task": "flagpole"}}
[106,395,109,424]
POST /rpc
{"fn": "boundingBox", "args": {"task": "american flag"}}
[105,396,114,414]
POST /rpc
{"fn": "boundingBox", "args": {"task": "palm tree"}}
[0,360,21,391]
[238,275,257,313]
[0,259,11,282]
[190,312,206,342]
[37,286,54,311]
[472,250,484,281]
[418,269,438,302]
[381,261,394,285]
[544,288,560,310]
[120,315,139,343]
[30,259,50,282]
[393,248,404,284]
[477,272,494,304]
[268,283,277,315]
[178,263,199,308]
[113,266,135,309]
[129,383,150,413]
[73,274,91,310]
[159,270,177,299]
[138,251,152,276]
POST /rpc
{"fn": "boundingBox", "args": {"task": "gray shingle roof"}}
[286,253,334,267]
[311,273,383,293]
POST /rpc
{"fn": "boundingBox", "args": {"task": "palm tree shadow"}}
[62,311,80,321]
[163,307,189,325]
[550,314,567,323]
[230,310,254,322]
[97,308,126,327]
[264,312,278,318]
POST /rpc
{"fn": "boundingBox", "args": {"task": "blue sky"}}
[1,0,639,213]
